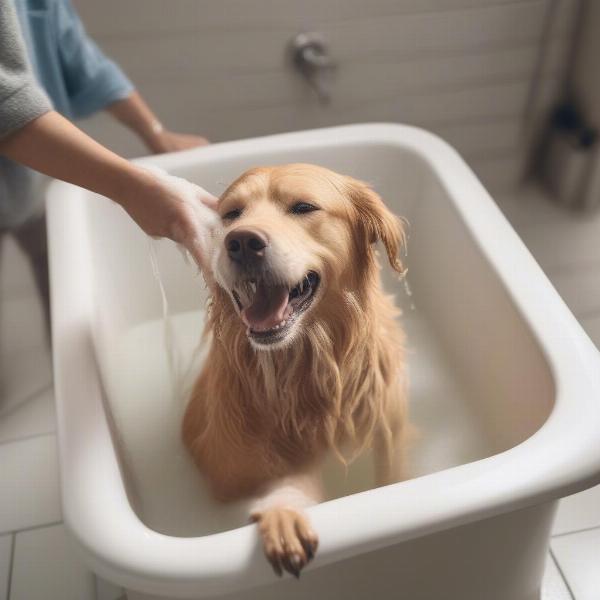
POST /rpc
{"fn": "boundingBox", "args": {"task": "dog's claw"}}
[283,555,301,579]
[256,506,318,579]
[268,557,283,577]
[302,538,315,562]
[290,553,303,577]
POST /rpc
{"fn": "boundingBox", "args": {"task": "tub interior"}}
[83,140,555,537]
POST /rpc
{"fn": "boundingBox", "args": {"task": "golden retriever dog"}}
[182,163,408,578]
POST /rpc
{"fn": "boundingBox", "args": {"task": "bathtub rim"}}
[47,122,600,598]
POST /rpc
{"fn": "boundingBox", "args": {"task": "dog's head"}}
[211,163,405,350]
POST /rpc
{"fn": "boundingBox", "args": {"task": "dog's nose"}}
[225,229,269,264]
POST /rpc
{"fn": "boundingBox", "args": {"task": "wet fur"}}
[182,164,408,571]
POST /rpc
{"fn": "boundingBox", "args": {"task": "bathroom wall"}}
[73,0,578,195]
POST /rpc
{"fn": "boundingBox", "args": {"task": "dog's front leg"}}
[250,469,322,578]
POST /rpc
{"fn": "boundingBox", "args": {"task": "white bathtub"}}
[47,124,600,600]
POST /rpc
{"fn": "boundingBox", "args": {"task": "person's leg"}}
[12,213,50,338]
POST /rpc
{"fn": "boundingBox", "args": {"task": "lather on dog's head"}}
[210,163,405,351]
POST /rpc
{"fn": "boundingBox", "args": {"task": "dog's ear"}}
[346,178,406,274]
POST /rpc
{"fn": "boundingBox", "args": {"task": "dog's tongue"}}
[241,282,289,331]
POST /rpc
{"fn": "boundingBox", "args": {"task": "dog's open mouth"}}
[231,271,320,344]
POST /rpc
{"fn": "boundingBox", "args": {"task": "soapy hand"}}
[118,166,220,273]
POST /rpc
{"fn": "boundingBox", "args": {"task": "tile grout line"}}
[549,549,576,600]
[0,382,53,421]
[0,430,55,450]
[0,519,63,538]
[6,533,15,600]
[552,522,600,539]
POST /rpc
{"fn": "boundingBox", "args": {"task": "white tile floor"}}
[10,524,96,600]
[0,185,599,600]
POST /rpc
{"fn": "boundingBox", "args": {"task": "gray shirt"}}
[0,0,52,228]
[0,0,51,140]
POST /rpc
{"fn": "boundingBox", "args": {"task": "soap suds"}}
[142,165,221,273]
[144,166,222,404]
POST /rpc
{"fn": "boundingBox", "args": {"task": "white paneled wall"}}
[72,0,578,193]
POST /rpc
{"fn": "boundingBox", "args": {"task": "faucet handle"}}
[289,32,338,105]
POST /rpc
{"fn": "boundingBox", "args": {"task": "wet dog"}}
[183,164,408,577]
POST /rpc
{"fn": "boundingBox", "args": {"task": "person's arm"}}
[0,111,217,267]
[0,1,216,267]
[51,2,208,154]
[106,91,209,154]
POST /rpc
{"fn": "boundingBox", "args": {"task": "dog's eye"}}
[222,208,242,220]
[291,202,319,215]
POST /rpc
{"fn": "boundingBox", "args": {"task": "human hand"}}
[106,93,210,154]
[118,166,220,271]
[0,109,218,269]
[146,129,210,154]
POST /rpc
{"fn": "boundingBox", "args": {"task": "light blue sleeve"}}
[56,0,134,119]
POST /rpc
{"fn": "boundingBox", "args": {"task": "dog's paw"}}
[252,507,319,578]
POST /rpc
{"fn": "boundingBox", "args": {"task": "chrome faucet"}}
[289,32,337,104]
